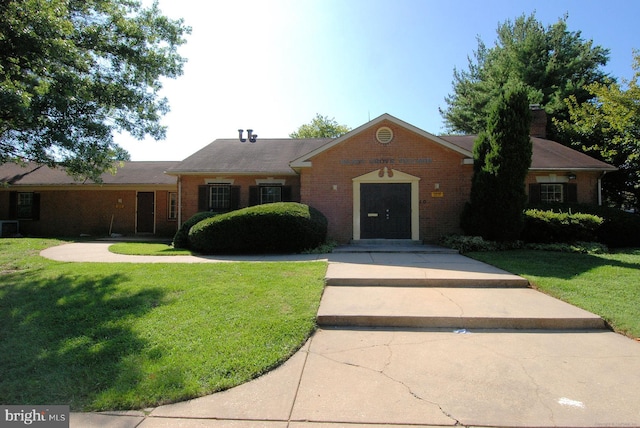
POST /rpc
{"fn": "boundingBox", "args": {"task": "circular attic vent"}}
[376,126,393,144]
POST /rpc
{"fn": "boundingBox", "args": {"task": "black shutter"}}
[198,185,209,211]
[8,192,17,219]
[282,186,292,202]
[566,183,578,203]
[230,186,240,210]
[249,186,259,206]
[528,184,541,204]
[32,193,40,220]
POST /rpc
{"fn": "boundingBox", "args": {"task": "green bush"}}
[526,203,640,247]
[188,202,328,254]
[439,235,523,253]
[172,212,218,249]
[522,209,603,244]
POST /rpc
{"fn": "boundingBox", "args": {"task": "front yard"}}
[1,239,638,412]
[0,239,326,411]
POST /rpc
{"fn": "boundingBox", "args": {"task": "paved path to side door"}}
[39,242,640,427]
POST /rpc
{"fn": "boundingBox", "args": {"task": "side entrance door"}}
[136,192,155,234]
[360,183,411,239]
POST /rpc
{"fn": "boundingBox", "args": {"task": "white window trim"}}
[255,178,286,185]
[205,178,235,185]
[535,174,569,183]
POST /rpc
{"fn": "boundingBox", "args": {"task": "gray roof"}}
[0,161,179,186]
[439,135,616,171]
[166,138,333,175]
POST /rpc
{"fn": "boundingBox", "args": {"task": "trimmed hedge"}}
[188,202,328,254]
[526,203,640,247]
[172,211,218,249]
[522,209,603,244]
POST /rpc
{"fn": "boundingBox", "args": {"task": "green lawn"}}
[0,239,326,411]
[108,242,192,256]
[468,248,640,339]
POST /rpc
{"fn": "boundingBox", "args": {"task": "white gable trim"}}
[290,113,473,168]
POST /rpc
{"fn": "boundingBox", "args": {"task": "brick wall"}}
[0,187,177,237]
[300,120,474,243]
[525,171,602,205]
[179,174,301,221]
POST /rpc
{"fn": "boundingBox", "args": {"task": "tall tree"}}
[556,52,640,211]
[290,114,351,139]
[0,0,189,181]
[441,13,610,142]
[461,84,532,241]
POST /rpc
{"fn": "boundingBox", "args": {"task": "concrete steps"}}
[317,286,606,330]
[318,246,606,331]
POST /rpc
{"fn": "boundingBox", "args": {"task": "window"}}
[540,184,563,203]
[9,192,40,220]
[249,185,292,206]
[197,185,240,212]
[260,186,282,204]
[168,192,177,220]
[529,183,577,204]
[209,185,230,211]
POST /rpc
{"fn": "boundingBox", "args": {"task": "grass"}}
[109,242,192,256]
[0,239,326,411]
[468,248,640,339]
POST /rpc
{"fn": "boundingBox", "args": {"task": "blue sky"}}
[118,0,640,161]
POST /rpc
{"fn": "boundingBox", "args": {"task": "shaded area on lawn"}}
[469,249,640,339]
[0,270,166,410]
[470,248,640,280]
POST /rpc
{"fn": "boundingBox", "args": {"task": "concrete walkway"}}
[38,242,640,427]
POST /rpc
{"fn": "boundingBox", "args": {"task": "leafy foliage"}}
[289,113,351,138]
[0,0,190,181]
[527,202,640,248]
[172,211,218,249]
[521,209,603,243]
[441,13,610,142]
[189,203,328,254]
[555,51,640,211]
[461,84,532,241]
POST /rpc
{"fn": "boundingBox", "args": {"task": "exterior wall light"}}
[568,173,577,180]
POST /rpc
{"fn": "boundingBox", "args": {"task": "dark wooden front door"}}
[137,192,155,234]
[360,183,411,239]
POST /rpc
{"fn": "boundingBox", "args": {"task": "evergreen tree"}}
[461,84,532,241]
[441,13,610,143]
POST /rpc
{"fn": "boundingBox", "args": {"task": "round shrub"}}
[188,202,328,254]
[172,211,218,249]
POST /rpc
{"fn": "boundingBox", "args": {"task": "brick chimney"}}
[529,104,547,138]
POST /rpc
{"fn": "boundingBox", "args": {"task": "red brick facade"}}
[0,114,613,241]
[298,120,474,242]
[0,186,177,237]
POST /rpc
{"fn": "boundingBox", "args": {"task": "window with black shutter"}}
[248,185,292,206]
[529,183,578,204]
[9,192,40,220]
[197,185,240,212]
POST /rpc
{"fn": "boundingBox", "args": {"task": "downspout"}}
[177,175,182,225]
[598,171,608,206]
